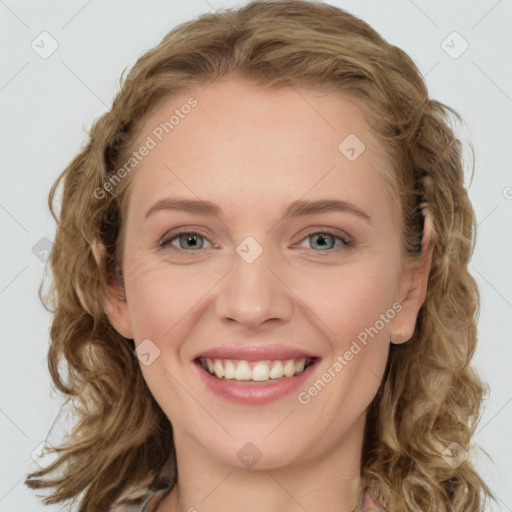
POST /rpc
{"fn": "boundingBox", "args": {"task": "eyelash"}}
[158,228,354,253]
[299,229,354,252]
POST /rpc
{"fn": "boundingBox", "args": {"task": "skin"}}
[100,78,434,512]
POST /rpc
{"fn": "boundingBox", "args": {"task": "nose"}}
[214,242,294,330]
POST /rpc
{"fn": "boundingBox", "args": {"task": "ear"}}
[390,215,436,345]
[91,239,133,339]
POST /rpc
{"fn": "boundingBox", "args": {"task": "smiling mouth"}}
[196,357,317,382]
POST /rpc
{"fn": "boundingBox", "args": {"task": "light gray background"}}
[1,1,511,511]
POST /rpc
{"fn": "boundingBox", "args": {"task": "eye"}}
[296,229,353,251]
[158,228,353,253]
[159,230,215,251]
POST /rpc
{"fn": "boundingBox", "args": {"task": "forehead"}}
[126,78,398,226]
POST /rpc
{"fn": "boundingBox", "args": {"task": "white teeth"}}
[224,360,236,379]
[283,359,295,378]
[269,361,284,379]
[294,358,305,373]
[200,357,310,382]
[234,361,252,380]
[213,359,224,378]
[252,362,270,381]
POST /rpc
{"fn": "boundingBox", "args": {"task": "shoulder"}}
[110,488,171,512]
[140,488,172,512]
[357,486,388,512]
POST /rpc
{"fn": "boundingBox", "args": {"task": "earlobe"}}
[390,215,436,345]
[91,239,133,339]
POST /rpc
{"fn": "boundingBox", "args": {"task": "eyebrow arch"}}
[145,197,222,219]
[145,196,372,224]
[281,199,372,224]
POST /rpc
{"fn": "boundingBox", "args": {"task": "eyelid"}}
[294,228,354,250]
[159,226,354,253]
[158,227,216,250]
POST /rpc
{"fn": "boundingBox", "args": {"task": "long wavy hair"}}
[26,1,495,510]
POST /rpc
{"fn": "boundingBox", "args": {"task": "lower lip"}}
[194,361,318,405]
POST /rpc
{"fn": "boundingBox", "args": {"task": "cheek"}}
[122,255,204,409]
[319,262,397,408]
[123,258,175,340]
[123,253,220,342]
[294,265,394,434]
[290,257,397,414]
[292,257,400,347]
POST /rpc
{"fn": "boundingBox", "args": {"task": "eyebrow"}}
[145,196,372,224]
[281,199,372,223]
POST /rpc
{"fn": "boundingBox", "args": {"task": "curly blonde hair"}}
[26,1,495,510]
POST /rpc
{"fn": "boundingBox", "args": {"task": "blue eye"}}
[299,230,353,251]
[159,231,213,251]
[159,229,353,253]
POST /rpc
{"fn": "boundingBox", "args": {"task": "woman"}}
[26,1,495,511]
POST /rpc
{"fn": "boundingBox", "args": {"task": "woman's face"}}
[106,78,428,471]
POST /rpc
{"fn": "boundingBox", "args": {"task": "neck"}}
[158,414,365,512]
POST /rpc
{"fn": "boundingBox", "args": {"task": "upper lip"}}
[194,344,319,362]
